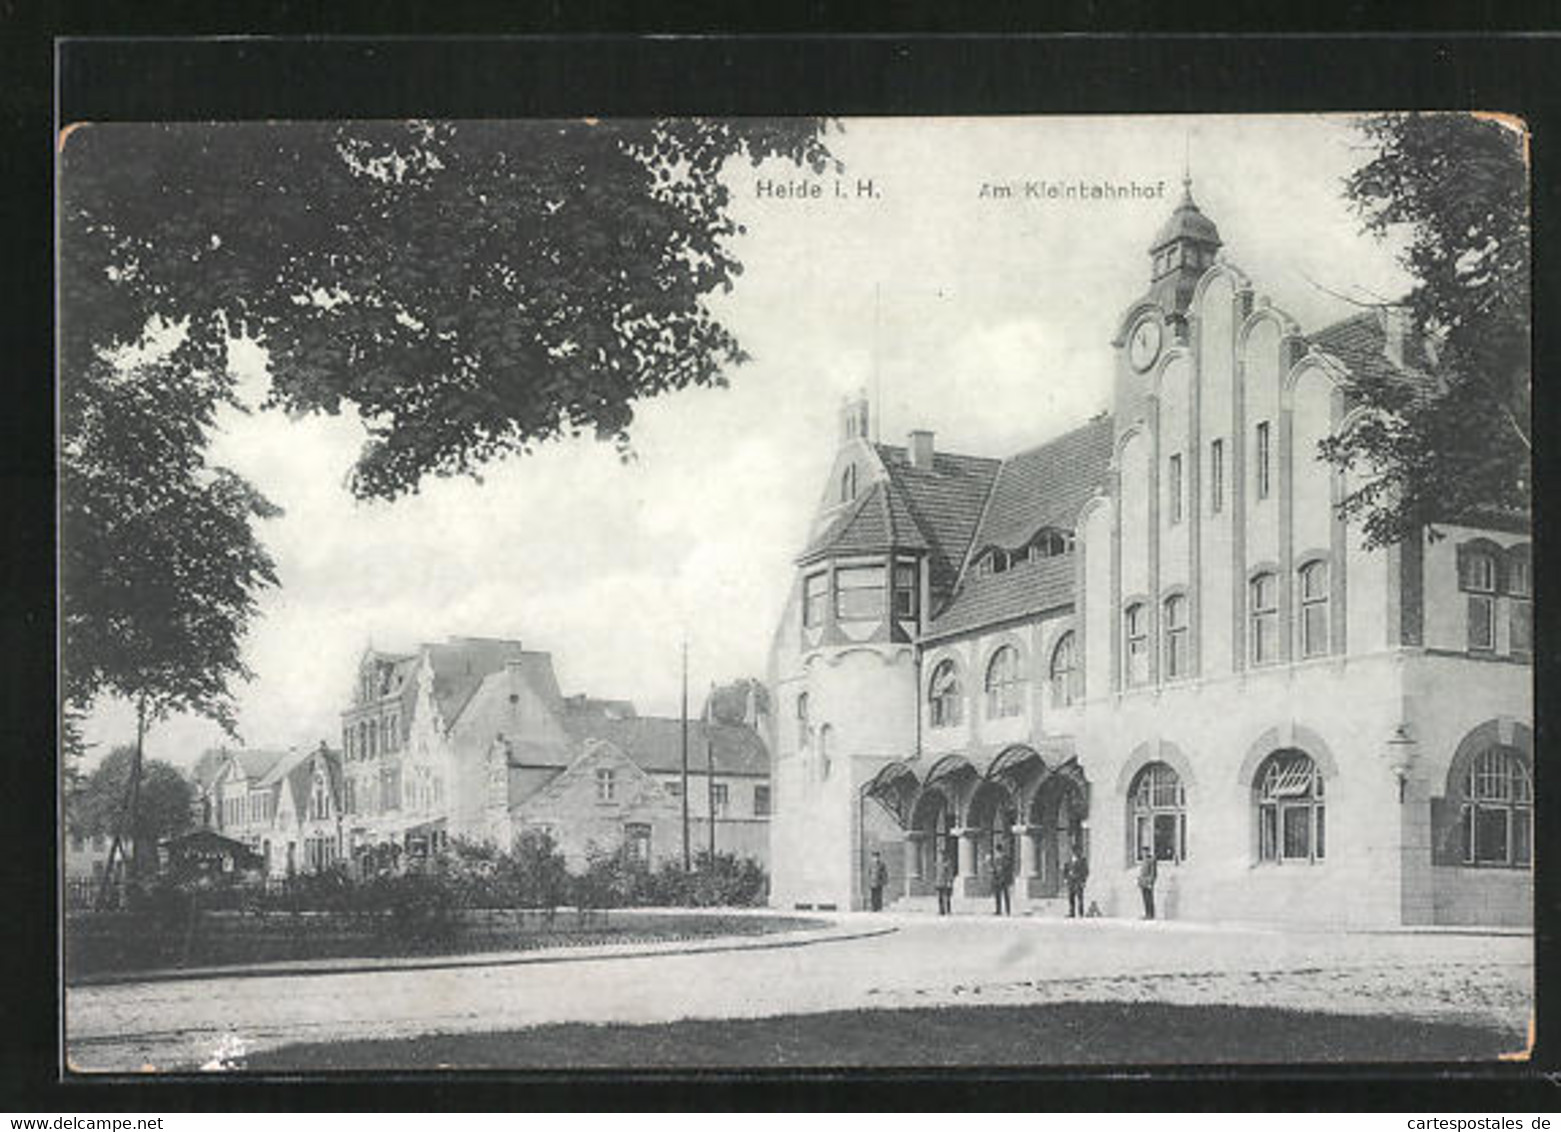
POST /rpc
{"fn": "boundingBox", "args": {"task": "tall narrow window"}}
[1509,546,1532,658]
[1298,560,1330,658]
[1124,603,1149,687]
[1461,747,1531,866]
[625,823,652,865]
[1049,631,1078,707]
[595,768,616,803]
[796,692,811,750]
[1255,421,1272,500]
[1163,594,1188,679]
[1256,751,1325,863]
[711,783,730,818]
[1249,572,1279,664]
[929,660,963,728]
[802,572,828,629]
[835,564,886,621]
[984,645,1024,718]
[1130,762,1187,863]
[753,784,772,817]
[893,561,919,620]
[840,464,857,503]
[1210,438,1225,513]
[1168,453,1183,525]
[1460,546,1497,652]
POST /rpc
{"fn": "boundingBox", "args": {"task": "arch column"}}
[904,831,926,883]
[1015,823,1041,881]
[956,827,978,877]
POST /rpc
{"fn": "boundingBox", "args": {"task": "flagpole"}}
[680,640,691,872]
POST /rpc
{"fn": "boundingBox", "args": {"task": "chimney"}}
[908,429,935,470]
[1381,305,1408,369]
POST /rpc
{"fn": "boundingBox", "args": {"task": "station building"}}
[765,183,1531,927]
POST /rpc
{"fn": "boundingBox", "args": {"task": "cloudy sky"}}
[79,114,1413,769]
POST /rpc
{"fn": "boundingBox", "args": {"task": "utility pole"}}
[706,683,717,862]
[680,640,691,871]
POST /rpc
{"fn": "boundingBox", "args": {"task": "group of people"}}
[867,836,1161,918]
[866,843,1161,919]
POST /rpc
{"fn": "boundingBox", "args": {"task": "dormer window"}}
[839,464,857,503]
[1030,529,1071,559]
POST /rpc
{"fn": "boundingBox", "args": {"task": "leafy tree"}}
[706,677,770,725]
[61,119,835,501]
[70,745,194,849]
[60,118,832,868]
[1322,112,1530,548]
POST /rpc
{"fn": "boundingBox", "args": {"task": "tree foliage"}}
[59,118,833,732]
[1323,112,1530,548]
[69,745,194,846]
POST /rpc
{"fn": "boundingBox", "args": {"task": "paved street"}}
[66,913,1533,1072]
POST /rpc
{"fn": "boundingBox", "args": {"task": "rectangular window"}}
[1468,595,1495,651]
[596,768,616,803]
[711,782,729,818]
[1210,439,1225,513]
[1281,806,1311,860]
[1511,600,1532,656]
[1168,453,1183,525]
[1250,574,1278,665]
[1255,421,1272,500]
[754,784,771,817]
[1124,605,1149,687]
[834,564,886,621]
[892,562,919,620]
[802,572,828,629]
[625,823,651,865]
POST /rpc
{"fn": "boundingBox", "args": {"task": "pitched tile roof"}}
[968,416,1115,554]
[425,638,560,726]
[1309,310,1438,395]
[872,446,1003,590]
[922,417,1112,640]
[558,714,770,777]
[230,749,288,783]
[798,480,931,565]
[926,552,1077,640]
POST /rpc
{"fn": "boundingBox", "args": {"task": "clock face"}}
[1129,318,1162,372]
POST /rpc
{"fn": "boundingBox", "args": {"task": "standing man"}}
[991,839,1013,916]
[1137,847,1158,920]
[867,850,888,912]
[935,845,954,916]
[1063,845,1089,919]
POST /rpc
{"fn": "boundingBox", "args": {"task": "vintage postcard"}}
[59,112,1532,1073]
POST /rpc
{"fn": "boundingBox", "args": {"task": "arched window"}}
[1462,747,1531,867]
[1130,762,1186,863]
[928,660,962,728]
[1049,631,1078,707]
[1124,603,1149,687]
[1256,751,1325,863]
[1163,594,1188,680]
[984,645,1024,718]
[796,692,811,750]
[358,721,369,760]
[1249,572,1279,665]
[1298,560,1329,658]
[839,464,857,503]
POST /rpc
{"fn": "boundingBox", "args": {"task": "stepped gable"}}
[871,445,1003,590]
[925,416,1114,640]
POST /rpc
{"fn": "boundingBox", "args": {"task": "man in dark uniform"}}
[1137,847,1158,920]
[991,841,1013,916]
[868,850,888,911]
[935,846,954,915]
[1063,846,1089,918]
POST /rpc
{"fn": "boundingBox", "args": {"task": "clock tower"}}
[1146,175,1223,324]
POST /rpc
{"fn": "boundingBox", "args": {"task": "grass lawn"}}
[244,1001,1519,1069]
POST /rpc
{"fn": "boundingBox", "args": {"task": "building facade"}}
[196,744,346,878]
[339,637,771,870]
[767,184,1532,927]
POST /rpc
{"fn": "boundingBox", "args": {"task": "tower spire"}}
[1182,128,1192,196]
